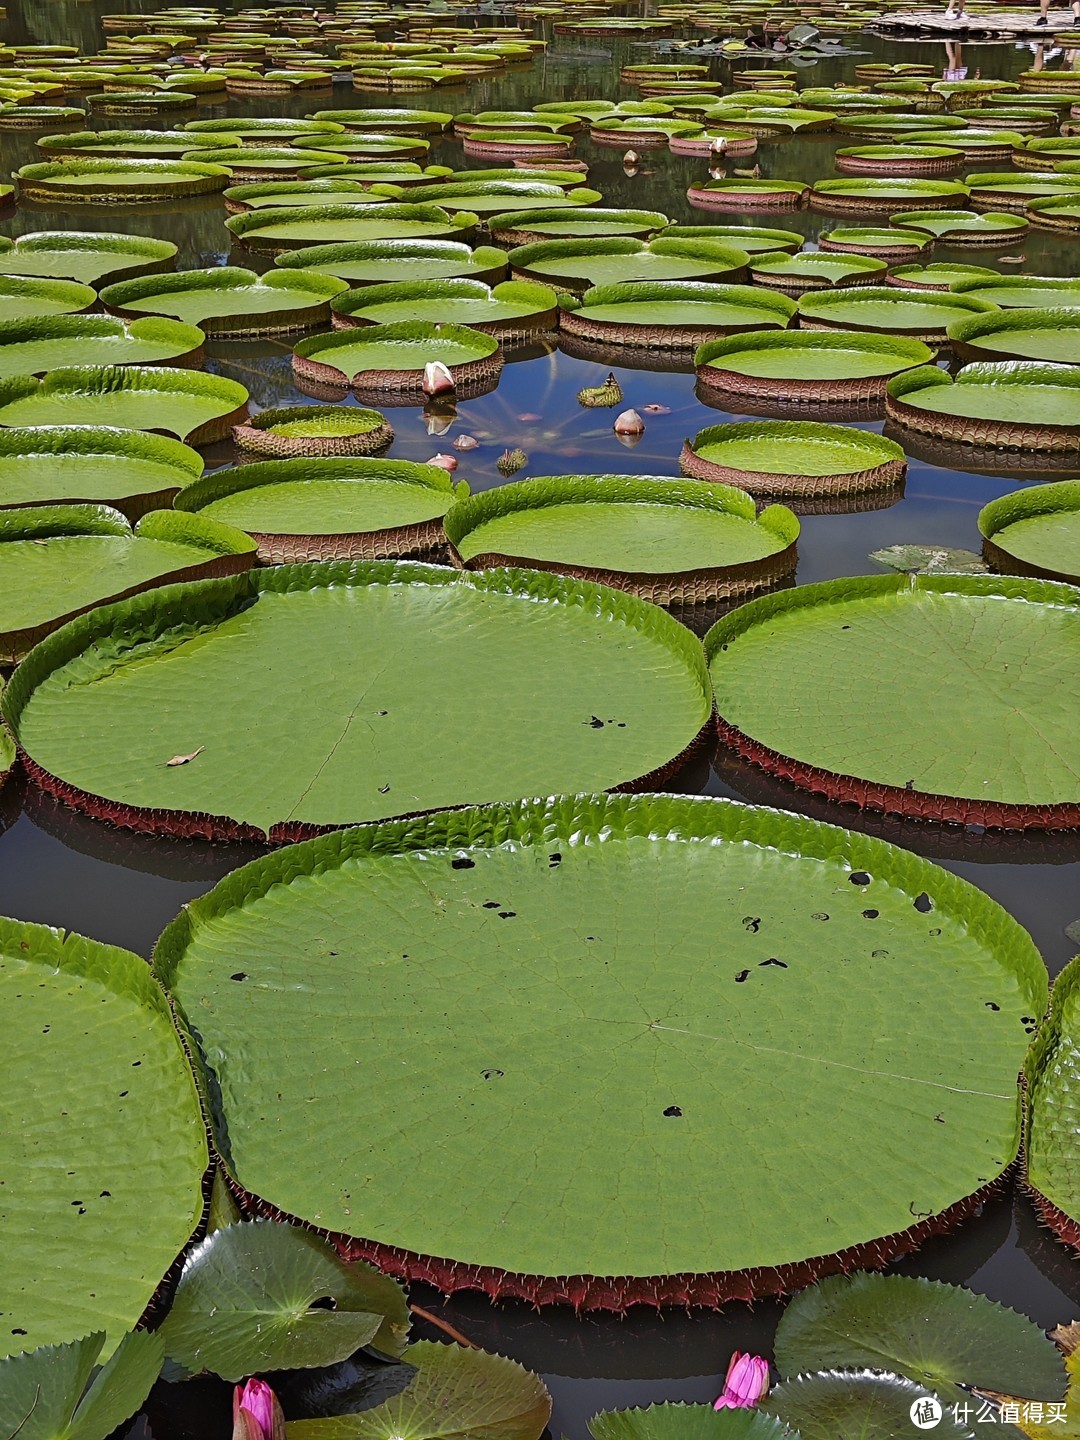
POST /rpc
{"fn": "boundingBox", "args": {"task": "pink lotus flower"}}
[714,1353,769,1410]
[233,1379,285,1440]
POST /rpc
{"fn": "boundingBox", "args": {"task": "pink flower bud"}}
[623,149,640,165]
[427,452,458,471]
[714,1353,769,1410]
[453,433,479,450]
[233,1378,285,1440]
[613,408,645,435]
[422,360,455,396]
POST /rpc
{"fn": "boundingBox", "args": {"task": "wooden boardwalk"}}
[876,9,1080,33]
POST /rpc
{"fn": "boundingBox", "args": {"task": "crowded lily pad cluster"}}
[1,0,1080,1433]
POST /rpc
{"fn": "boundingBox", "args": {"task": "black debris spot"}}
[131,1061,141,1067]
[849,871,871,886]
[871,949,890,959]
[1021,1016,1036,1024]
[498,911,516,920]
[483,900,500,909]
[548,853,562,867]
[10,1329,26,1337]
[230,972,247,982]
[310,1296,337,1311]
[985,1002,1000,1011]
[378,783,390,795]
[451,856,475,870]
[482,1069,504,1080]
[118,1091,128,1098]
[100,1191,111,1198]
[811,912,830,921]
[905,779,915,791]
[663,1105,682,1117]
[913,892,934,913]
[760,958,787,969]
[742,916,761,933]
[928,928,941,937]
[376,710,388,716]
[585,936,595,941]
[934,1114,945,1124]
[586,715,605,728]
[862,909,879,920]
[734,969,750,983]
[840,624,851,630]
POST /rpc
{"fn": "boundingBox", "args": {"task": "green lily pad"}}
[433,168,589,191]
[152,792,1043,1293]
[0,1331,164,1440]
[285,1341,551,1440]
[0,917,207,1355]
[765,1372,975,1440]
[158,1220,410,1379]
[0,424,202,515]
[309,108,451,132]
[331,278,558,332]
[296,132,430,158]
[185,116,346,141]
[38,126,238,158]
[686,420,903,478]
[979,481,1080,584]
[697,330,934,382]
[175,456,463,542]
[445,473,798,577]
[811,180,972,211]
[688,178,808,205]
[226,203,476,255]
[0,314,205,377]
[890,208,1029,239]
[888,263,999,291]
[508,237,748,291]
[0,231,177,286]
[294,321,500,387]
[1026,955,1080,1242]
[0,367,249,444]
[407,180,599,215]
[6,565,711,838]
[887,361,1080,428]
[566,280,794,333]
[0,504,255,662]
[589,1406,789,1440]
[663,224,803,254]
[1028,195,1080,229]
[0,274,96,321]
[797,285,997,337]
[750,250,886,287]
[707,572,1080,812]
[16,157,230,202]
[949,308,1080,364]
[951,275,1080,309]
[187,144,351,175]
[967,171,1080,204]
[773,1272,1066,1409]
[223,179,403,210]
[99,267,348,338]
[487,208,667,241]
[275,239,507,286]
[820,226,933,255]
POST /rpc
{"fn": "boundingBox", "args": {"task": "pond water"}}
[1,2,1079,1434]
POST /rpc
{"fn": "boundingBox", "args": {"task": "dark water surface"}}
[1,3,1079,1433]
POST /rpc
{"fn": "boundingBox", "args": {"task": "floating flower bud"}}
[497,447,527,475]
[623,149,640,165]
[613,408,645,435]
[453,433,479,451]
[577,372,623,408]
[427,452,458,471]
[422,360,455,396]
[714,1353,769,1410]
[233,1379,285,1440]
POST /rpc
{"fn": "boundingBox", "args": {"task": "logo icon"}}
[910,1398,943,1430]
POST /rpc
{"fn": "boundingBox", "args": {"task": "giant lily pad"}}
[445,474,798,602]
[0,314,205,378]
[0,230,176,285]
[487,208,667,243]
[979,481,1080,585]
[797,285,998,341]
[886,262,999,292]
[903,129,1026,161]
[223,179,403,212]
[967,171,1080,212]
[886,362,1080,451]
[810,178,969,214]
[1027,195,1080,231]
[508,237,748,292]
[100,267,348,338]
[0,916,207,1354]
[0,424,201,517]
[310,108,451,134]
[560,281,794,347]
[682,420,905,498]
[295,133,430,160]
[890,208,1029,243]
[663,224,802,255]
[706,572,1080,825]
[150,791,1044,1302]
[0,504,255,662]
[331,278,558,337]
[748,250,886,294]
[952,275,1080,310]
[185,116,346,143]
[226,204,477,256]
[1026,955,1080,1250]
[16,157,230,203]
[38,127,239,158]
[186,145,351,178]
[4,565,713,839]
[948,308,1080,365]
[834,143,963,176]
[293,321,502,393]
[695,331,934,403]
[0,274,96,321]
[174,457,464,563]
[687,178,808,211]
[0,367,249,445]
[275,239,508,286]
[403,179,600,215]
[818,226,933,259]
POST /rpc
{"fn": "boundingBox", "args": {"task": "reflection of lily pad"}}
[0,504,255,662]
[151,791,1043,1302]
[100,267,347,338]
[6,564,712,838]
[707,571,1080,824]
[174,457,464,563]
[0,916,206,1354]
[0,424,202,517]
[0,366,249,445]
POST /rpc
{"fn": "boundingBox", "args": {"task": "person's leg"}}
[1073,0,1079,27]
[1038,0,1049,27]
